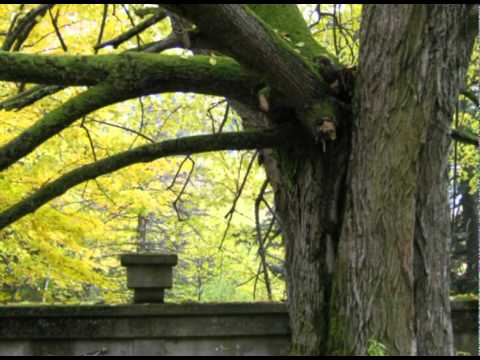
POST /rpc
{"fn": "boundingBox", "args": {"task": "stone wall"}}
[451,300,478,355]
[0,301,477,355]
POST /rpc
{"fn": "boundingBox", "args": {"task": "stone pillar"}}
[120,254,178,303]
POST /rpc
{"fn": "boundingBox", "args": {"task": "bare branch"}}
[255,179,273,300]
[218,103,231,133]
[451,128,479,146]
[94,5,109,53]
[95,10,167,51]
[219,151,258,249]
[121,4,141,49]
[171,156,195,221]
[132,33,179,53]
[0,84,64,111]
[88,118,155,143]
[3,5,25,44]
[0,125,297,230]
[207,99,227,133]
[167,156,193,190]
[80,117,98,162]
[2,4,53,51]
[460,89,479,107]
[128,97,146,149]
[48,8,68,52]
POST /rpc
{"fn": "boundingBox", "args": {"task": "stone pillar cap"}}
[120,253,178,266]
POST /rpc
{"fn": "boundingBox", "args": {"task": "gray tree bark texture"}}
[255,5,476,355]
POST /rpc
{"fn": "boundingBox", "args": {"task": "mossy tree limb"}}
[0,54,259,172]
[0,125,299,230]
[164,5,342,136]
[0,51,256,96]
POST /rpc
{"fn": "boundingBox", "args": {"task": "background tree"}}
[0,4,477,355]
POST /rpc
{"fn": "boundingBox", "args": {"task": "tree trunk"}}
[245,5,476,355]
[267,131,351,354]
[330,5,475,355]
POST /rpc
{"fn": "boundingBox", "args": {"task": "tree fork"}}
[164,4,349,142]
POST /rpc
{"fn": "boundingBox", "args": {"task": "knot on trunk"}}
[301,101,337,144]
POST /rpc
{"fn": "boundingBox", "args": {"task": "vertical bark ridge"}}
[330,5,476,355]
[413,5,476,355]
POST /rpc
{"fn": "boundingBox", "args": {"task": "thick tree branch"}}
[165,5,330,106]
[0,52,256,99]
[0,126,297,231]
[164,5,348,141]
[0,53,258,171]
[2,4,53,51]
[0,50,110,85]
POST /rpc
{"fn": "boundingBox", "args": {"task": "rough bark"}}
[413,11,476,350]
[165,5,329,104]
[211,5,476,356]
[414,124,455,356]
[165,5,345,138]
[329,5,476,355]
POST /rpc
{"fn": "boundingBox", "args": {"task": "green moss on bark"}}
[248,4,333,61]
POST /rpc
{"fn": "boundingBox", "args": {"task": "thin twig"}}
[2,4,53,51]
[129,97,146,149]
[218,103,231,133]
[48,8,68,52]
[171,156,195,221]
[94,10,166,50]
[88,118,155,143]
[255,179,273,300]
[95,5,109,53]
[207,99,227,133]
[121,4,141,48]
[167,156,193,190]
[219,151,258,249]
[80,117,97,162]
